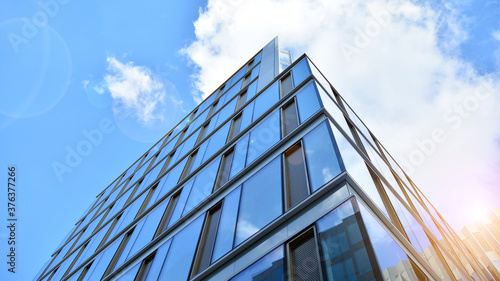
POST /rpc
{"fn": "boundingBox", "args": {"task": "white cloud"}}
[182,0,500,229]
[103,57,170,126]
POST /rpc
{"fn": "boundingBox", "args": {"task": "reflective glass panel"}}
[229,135,249,179]
[296,82,322,124]
[246,80,258,100]
[253,81,279,121]
[211,186,241,263]
[235,157,283,245]
[153,158,188,203]
[183,157,222,215]
[82,236,124,281]
[317,199,382,281]
[292,58,311,86]
[167,180,194,228]
[157,214,205,281]
[246,110,280,165]
[230,246,285,281]
[357,200,421,281]
[126,200,169,261]
[302,121,343,192]
[143,239,171,281]
[215,99,238,128]
[240,102,254,132]
[202,123,231,162]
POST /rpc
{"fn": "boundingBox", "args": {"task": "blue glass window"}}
[230,246,285,281]
[229,135,249,179]
[198,94,216,114]
[303,121,343,192]
[189,141,208,173]
[317,199,382,281]
[225,80,244,101]
[142,239,171,281]
[82,237,123,281]
[252,81,279,121]
[157,214,204,280]
[110,193,147,239]
[183,157,222,215]
[254,52,262,63]
[211,186,241,262]
[74,222,112,269]
[235,157,282,246]
[167,180,194,228]
[239,102,254,133]
[178,128,201,157]
[246,80,258,101]
[296,82,322,123]
[215,98,238,128]
[141,157,165,188]
[202,123,231,162]
[153,158,188,203]
[190,109,210,133]
[120,200,169,265]
[250,64,260,81]
[292,58,311,86]
[246,110,280,165]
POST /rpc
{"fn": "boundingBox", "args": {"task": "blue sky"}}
[0,0,499,280]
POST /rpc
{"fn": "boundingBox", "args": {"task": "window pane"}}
[327,120,388,218]
[292,58,311,86]
[284,143,309,209]
[183,157,222,215]
[143,240,172,281]
[178,128,201,157]
[74,223,112,269]
[193,206,222,274]
[246,110,280,165]
[317,199,383,281]
[303,121,343,192]
[228,115,242,141]
[202,123,231,162]
[216,150,235,190]
[158,214,205,281]
[189,141,208,173]
[167,180,194,228]
[253,82,279,121]
[246,80,258,100]
[250,64,260,81]
[230,246,285,281]
[212,186,241,263]
[235,157,283,246]
[236,91,247,110]
[83,237,124,281]
[357,200,420,281]
[110,193,147,238]
[229,135,249,179]
[240,102,254,132]
[296,82,322,123]
[126,200,169,260]
[282,101,299,136]
[153,158,188,204]
[281,73,293,97]
[215,98,238,128]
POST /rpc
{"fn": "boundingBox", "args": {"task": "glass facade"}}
[35,37,495,281]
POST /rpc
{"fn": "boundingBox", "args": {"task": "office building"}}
[34,38,497,281]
